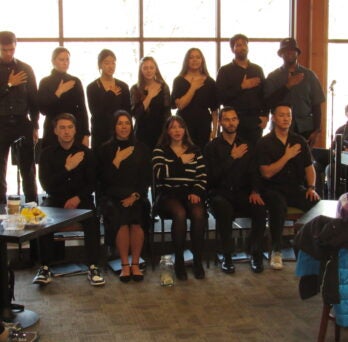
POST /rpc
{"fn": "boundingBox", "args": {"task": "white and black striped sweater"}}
[152,145,207,198]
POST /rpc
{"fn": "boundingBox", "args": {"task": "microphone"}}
[329,80,336,91]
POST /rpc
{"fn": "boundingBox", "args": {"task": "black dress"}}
[87,78,131,151]
[97,138,151,246]
[130,83,171,151]
[38,69,89,148]
[171,76,218,151]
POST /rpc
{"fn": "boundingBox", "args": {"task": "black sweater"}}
[38,69,89,146]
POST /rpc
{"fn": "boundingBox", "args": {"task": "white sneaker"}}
[270,251,283,270]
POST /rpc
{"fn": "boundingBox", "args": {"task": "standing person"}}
[152,116,207,280]
[216,34,268,146]
[255,103,320,269]
[205,107,284,274]
[98,110,151,282]
[264,38,325,147]
[0,31,38,204]
[33,113,105,287]
[171,48,218,152]
[38,47,90,148]
[130,56,171,151]
[87,49,131,151]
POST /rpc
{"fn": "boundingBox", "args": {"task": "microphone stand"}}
[329,82,336,199]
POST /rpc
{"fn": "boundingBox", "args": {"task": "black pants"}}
[37,196,101,266]
[209,190,268,255]
[209,189,290,255]
[238,111,263,147]
[258,186,319,252]
[0,118,37,204]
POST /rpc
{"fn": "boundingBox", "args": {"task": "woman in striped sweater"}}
[152,116,207,280]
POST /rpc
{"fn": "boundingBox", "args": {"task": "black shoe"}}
[192,260,205,279]
[221,257,235,274]
[120,264,131,283]
[175,258,188,281]
[131,263,144,282]
[250,254,264,273]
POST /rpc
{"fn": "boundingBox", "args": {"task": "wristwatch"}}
[307,185,316,190]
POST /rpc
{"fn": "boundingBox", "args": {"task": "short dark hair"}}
[53,113,76,128]
[98,49,116,69]
[51,47,70,63]
[0,31,16,45]
[229,34,249,50]
[271,103,292,115]
[219,106,239,121]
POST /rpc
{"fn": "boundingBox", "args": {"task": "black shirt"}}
[256,130,313,188]
[0,58,39,128]
[38,69,90,146]
[87,78,131,150]
[216,60,267,115]
[204,134,260,197]
[130,82,171,150]
[39,142,96,202]
[97,138,151,200]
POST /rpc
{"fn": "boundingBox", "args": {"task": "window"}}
[1,0,291,196]
[327,0,348,145]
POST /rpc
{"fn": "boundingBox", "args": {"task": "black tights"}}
[159,197,206,261]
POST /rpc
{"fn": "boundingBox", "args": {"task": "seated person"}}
[204,106,286,274]
[255,103,320,269]
[326,104,348,197]
[152,116,207,281]
[98,110,151,283]
[33,113,105,286]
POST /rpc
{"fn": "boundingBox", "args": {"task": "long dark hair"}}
[157,115,194,148]
[112,110,135,144]
[178,48,210,77]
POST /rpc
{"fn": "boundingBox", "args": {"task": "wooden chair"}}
[318,304,341,342]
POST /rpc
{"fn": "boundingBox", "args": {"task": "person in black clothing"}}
[171,48,218,152]
[326,104,348,196]
[205,107,283,274]
[98,110,151,282]
[38,47,90,148]
[33,113,105,287]
[152,116,207,280]
[255,103,320,269]
[216,34,268,146]
[130,56,171,151]
[87,49,131,151]
[0,31,38,204]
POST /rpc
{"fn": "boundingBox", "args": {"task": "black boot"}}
[174,254,187,281]
[192,257,205,279]
[250,252,264,273]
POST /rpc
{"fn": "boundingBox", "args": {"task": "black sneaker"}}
[9,330,38,342]
[32,265,52,285]
[88,265,105,286]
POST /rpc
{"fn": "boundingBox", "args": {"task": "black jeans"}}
[37,196,101,266]
[0,118,37,204]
